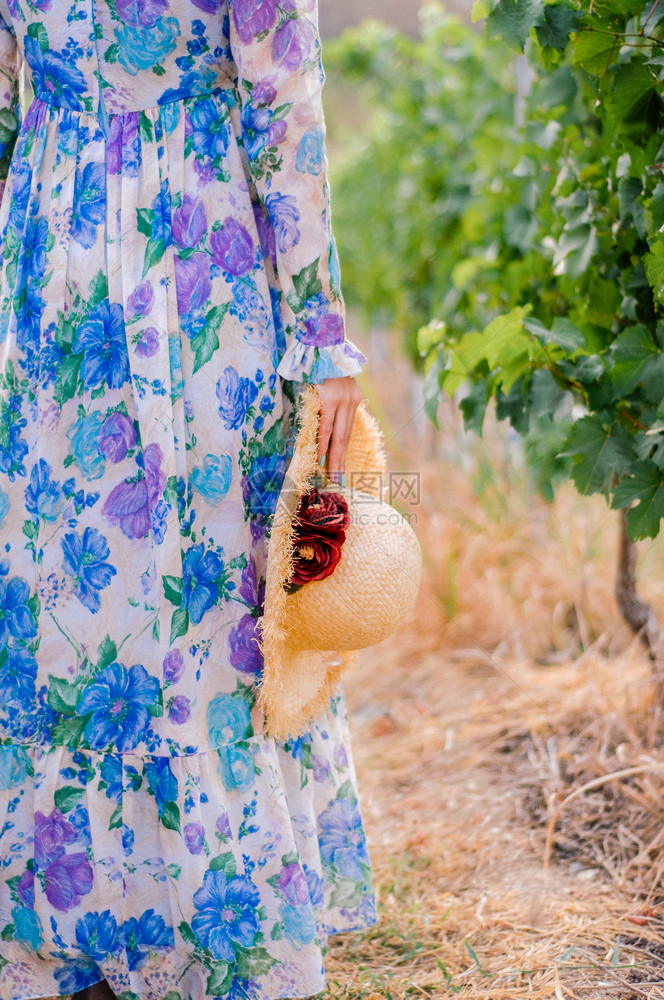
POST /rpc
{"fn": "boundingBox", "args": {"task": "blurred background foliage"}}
[324,1,664,542]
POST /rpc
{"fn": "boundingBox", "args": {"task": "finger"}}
[317,400,335,468]
[327,402,355,484]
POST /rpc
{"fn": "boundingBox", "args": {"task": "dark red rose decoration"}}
[288,488,350,589]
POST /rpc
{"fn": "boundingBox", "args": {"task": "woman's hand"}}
[315,376,363,485]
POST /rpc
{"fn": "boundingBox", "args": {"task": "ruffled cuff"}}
[276,337,367,384]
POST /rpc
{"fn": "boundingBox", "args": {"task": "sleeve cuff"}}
[276,337,367,384]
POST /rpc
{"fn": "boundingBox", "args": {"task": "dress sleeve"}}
[228,0,367,384]
[0,13,19,200]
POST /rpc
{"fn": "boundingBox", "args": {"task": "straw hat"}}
[257,385,422,739]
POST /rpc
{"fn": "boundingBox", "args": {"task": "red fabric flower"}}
[289,489,349,586]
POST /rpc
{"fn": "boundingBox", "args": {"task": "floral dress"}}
[0,1,375,998]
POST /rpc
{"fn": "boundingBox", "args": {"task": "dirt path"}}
[326,629,664,999]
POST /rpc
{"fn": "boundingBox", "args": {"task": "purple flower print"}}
[106,114,140,177]
[312,754,331,783]
[17,869,34,907]
[99,413,137,464]
[216,812,232,839]
[252,79,277,106]
[210,218,255,277]
[136,327,160,359]
[278,863,309,905]
[169,695,191,725]
[34,809,77,868]
[115,0,168,27]
[298,312,345,347]
[144,443,166,507]
[174,252,211,316]
[103,478,151,539]
[232,0,277,45]
[172,195,207,250]
[252,201,277,268]
[229,614,262,675]
[190,0,224,10]
[126,280,154,320]
[103,444,165,539]
[265,192,300,253]
[163,649,184,685]
[272,18,316,72]
[268,119,287,146]
[45,853,94,912]
[34,809,93,913]
[184,822,205,855]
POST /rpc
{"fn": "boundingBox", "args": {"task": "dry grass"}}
[318,327,664,999]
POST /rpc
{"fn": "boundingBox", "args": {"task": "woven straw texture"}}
[258,385,421,739]
[285,496,422,650]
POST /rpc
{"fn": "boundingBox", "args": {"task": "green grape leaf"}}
[486,0,546,52]
[535,4,582,53]
[612,324,664,399]
[572,30,617,75]
[644,238,664,302]
[561,415,635,496]
[607,58,658,124]
[612,462,664,540]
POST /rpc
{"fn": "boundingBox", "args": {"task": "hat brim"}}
[257,385,386,739]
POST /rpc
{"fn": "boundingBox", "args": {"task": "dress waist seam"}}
[26,83,237,120]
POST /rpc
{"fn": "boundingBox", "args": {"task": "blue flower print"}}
[216,366,258,430]
[122,824,134,855]
[191,454,232,506]
[12,905,43,952]
[0,407,28,482]
[25,458,63,522]
[181,543,223,624]
[0,647,38,704]
[0,575,37,650]
[24,36,87,111]
[53,959,102,996]
[0,488,9,528]
[71,163,106,250]
[116,19,181,76]
[218,744,255,792]
[66,411,106,481]
[318,798,371,881]
[295,126,325,175]
[206,693,252,746]
[8,160,32,236]
[121,909,174,971]
[99,753,122,801]
[240,103,271,161]
[17,214,48,350]
[280,900,316,947]
[73,300,130,391]
[76,662,160,752]
[149,179,173,248]
[192,869,260,963]
[243,453,287,520]
[265,192,301,253]
[144,757,178,818]
[0,745,30,789]
[61,527,116,613]
[189,96,230,160]
[76,910,121,961]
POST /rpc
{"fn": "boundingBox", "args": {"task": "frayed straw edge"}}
[257,385,387,739]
